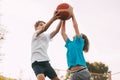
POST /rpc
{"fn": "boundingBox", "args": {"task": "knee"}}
[37,74,45,80]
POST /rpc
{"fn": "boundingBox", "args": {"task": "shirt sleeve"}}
[75,35,84,48]
[33,30,39,38]
[46,33,51,41]
[32,33,37,40]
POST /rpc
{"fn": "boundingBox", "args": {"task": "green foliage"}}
[0,74,16,80]
[86,62,108,74]
[87,62,109,80]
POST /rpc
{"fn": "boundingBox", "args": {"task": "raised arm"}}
[72,12,80,37]
[44,11,60,31]
[61,20,68,42]
[36,11,60,36]
[50,20,62,39]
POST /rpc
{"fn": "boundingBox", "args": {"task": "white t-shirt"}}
[31,31,51,63]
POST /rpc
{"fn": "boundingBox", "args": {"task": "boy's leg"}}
[44,62,60,80]
[32,61,46,80]
[52,77,60,80]
[37,74,45,80]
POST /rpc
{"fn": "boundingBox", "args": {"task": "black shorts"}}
[32,61,57,79]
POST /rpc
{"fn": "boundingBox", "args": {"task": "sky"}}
[0,0,120,80]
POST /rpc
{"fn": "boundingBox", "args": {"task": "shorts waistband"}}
[70,68,86,73]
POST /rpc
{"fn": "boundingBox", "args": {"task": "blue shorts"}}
[32,61,57,79]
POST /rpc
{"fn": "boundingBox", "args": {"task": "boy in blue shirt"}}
[61,10,91,80]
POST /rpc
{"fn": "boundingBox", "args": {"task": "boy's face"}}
[35,22,46,30]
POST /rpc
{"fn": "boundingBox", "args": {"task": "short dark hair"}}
[34,20,46,28]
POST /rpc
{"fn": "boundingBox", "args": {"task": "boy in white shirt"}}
[31,11,61,80]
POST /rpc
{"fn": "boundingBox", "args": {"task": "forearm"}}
[44,17,56,31]
[61,21,68,42]
[55,20,62,32]
[61,31,68,42]
[50,20,62,39]
[72,14,80,36]
[72,14,78,28]
[44,10,60,31]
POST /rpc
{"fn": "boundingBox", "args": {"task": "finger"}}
[55,10,58,14]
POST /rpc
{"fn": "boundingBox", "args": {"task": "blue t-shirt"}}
[65,35,87,69]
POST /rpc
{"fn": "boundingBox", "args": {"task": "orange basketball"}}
[56,3,73,20]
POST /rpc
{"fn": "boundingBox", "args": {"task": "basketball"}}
[56,3,73,20]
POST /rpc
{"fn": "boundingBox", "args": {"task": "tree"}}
[86,62,108,74]
[0,24,7,63]
[87,62,109,80]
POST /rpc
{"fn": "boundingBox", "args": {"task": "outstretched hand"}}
[52,10,61,20]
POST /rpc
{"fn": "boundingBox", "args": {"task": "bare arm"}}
[61,20,68,42]
[50,20,62,39]
[72,12,80,37]
[36,11,60,36]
